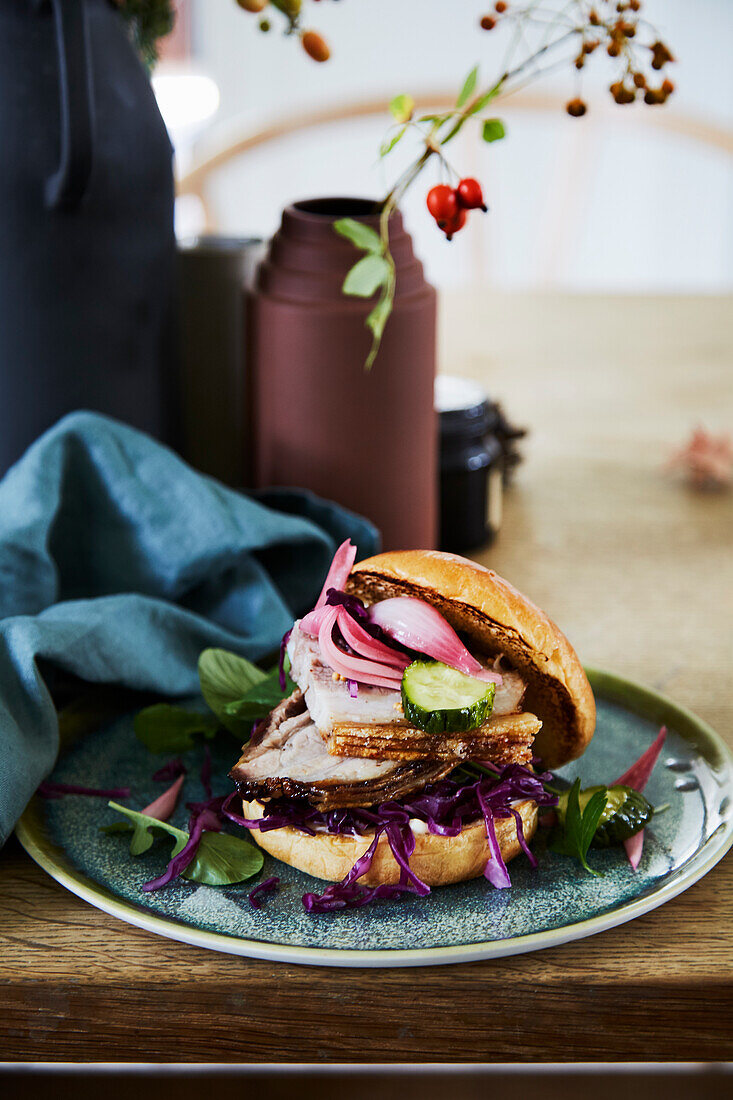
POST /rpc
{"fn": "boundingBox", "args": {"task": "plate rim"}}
[14,667,733,969]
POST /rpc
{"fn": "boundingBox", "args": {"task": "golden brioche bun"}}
[347,550,595,768]
[241,797,537,887]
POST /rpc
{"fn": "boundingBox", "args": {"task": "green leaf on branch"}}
[103,803,264,885]
[343,255,391,298]
[133,705,220,754]
[456,65,479,108]
[380,127,407,158]
[482,118,506,143]
[367,292,393,341]
[389,94,415,124]
[364,284,395,371]
[334,217,383,254]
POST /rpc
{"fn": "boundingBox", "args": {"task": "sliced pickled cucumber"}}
[401,660,495,735]
[556,784,654,847]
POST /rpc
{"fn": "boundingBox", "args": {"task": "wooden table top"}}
[2,292,732,1063]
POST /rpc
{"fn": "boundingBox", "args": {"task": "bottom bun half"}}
[241,798,538,887]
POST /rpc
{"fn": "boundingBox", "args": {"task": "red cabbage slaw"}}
[248,876,281,909]
[223,763,557,912]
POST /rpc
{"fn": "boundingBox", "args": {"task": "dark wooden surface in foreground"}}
[1,829,732,1061]
[2,294,732,1061]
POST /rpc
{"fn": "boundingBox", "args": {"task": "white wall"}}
[183,0,733,291]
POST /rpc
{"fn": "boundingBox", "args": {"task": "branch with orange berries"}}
[236,0,331,63]
[336,0,676,370]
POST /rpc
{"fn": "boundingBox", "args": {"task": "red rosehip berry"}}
[426,184,459,225]
[442,208,467,241]
[456,177,487,212]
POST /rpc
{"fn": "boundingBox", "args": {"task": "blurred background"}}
[162,0,733,293]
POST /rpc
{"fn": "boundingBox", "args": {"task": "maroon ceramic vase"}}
[248,198,437,550]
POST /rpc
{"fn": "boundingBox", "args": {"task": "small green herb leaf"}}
[550,777,607,874]
[133,705,219,754]
[482,118,506,143]
[333,217,382,254]
[102,802,187,853]
[389,94,414,123]
[103,802,264,886]
[198,648,268,736]
[220,666,296,725]
[343,254,391,298]
[380,126,407,157]
[456,65,479,108]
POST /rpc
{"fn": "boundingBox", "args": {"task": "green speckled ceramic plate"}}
[15,669,733,967]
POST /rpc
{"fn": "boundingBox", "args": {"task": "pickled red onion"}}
[314,539,357,609]
[614,725,667,872]
[318,607,404,689]
[369,597,502,684]
[336,606,410,670]
[300,604,330,636]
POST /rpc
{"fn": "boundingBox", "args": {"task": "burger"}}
[228,544,595,911]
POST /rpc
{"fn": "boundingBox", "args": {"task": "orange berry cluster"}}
[236,0,331,62]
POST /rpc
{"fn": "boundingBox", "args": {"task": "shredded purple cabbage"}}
[223,763,557,913]
[38,781,131,800]
[248,876,281,909]
[324,589,368,617]
[153,758,187,782]
[278,628,292,691]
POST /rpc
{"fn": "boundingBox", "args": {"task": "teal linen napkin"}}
[0,411,379,845]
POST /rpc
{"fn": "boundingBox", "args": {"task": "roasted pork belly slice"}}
[229,691,455,810]
[286,623,322,685]
[305,664,404,731]
[328,712,541,766]
[231,692,398,784]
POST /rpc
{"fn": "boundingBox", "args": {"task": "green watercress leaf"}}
[133,705,219,754]
[333,217,382,254]
[482,118,506,143]
[221,666,296,725]
[182,830,263,886]
[389,94,414,123]
[198,648,267,736]
[456,65,479,108]
[550,777,607,874]
[343,254,391,298]
[103,802,263,886]
[101,801,187,854]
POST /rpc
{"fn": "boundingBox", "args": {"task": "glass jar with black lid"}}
[436,376,503,554]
